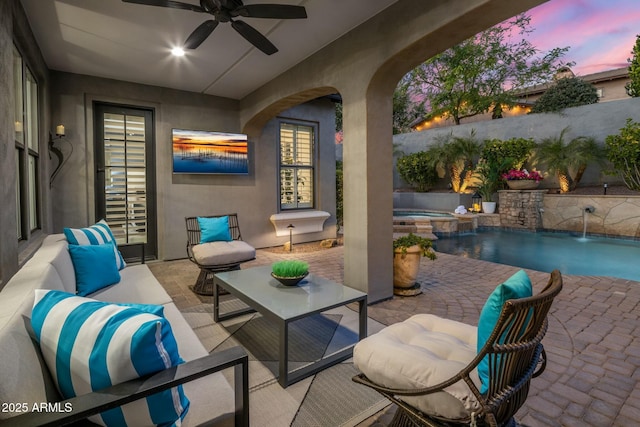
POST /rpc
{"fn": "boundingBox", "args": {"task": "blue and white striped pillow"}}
[64,220,126,270]
[31,290,189,427]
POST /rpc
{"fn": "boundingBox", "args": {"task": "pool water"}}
[433,230,640,281]
[394,210,454,218]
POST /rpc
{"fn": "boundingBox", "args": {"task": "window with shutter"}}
[279,122,316,210]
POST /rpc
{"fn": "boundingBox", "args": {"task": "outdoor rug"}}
[180,299,388,427]
[148,258,389,426]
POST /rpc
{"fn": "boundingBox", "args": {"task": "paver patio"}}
[155,244,640,426]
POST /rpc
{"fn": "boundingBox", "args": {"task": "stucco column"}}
[342,87,394,303]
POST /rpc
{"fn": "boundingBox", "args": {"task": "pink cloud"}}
[524,0,640,75]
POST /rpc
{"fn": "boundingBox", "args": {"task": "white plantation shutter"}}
[103,113,148,244]
[279,122,315,209]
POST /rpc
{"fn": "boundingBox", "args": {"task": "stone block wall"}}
[498,190,547,230]
[542,195,640,238]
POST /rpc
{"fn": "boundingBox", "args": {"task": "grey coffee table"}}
[213,265,367,387]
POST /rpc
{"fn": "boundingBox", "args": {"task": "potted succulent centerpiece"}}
[393,233,437,295]
[502,169,544,190]
[271,260,309,286]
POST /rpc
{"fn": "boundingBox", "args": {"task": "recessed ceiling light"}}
[171,47,185,57]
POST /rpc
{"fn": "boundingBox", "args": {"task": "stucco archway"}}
[242,87,338,138]
[240,0,548,302]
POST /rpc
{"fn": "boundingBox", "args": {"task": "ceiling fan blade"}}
[184,20,219,49]
[122,0,205,12]
[235,4,307,19]
[231,20,278,55]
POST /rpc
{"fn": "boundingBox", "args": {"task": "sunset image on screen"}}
[172,129,248,174]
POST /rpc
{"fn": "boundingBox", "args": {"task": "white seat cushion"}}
[353,314,482,420]
[192,240,255,267]
[88,264,173,306]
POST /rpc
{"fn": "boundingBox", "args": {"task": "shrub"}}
[396,151,437,192]
[605,119,640,190]
[393,233,436,260]
[481,137,535,171]
[530,77,599,113]
[336,161,343,229]
[474,138,535,201]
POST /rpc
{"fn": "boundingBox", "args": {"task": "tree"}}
[334,76,425,136]
[408,14,571,125]
[626,34,640,97]
[530,77,599,113]
[393,77,426,134]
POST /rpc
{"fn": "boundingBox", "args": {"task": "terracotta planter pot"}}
[393,244,423,288]
[507,180,539,190]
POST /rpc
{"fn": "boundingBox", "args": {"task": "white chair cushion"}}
[353,314,482,420]
[192,240,256,267]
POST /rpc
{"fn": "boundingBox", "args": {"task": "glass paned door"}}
[94,103,156,261]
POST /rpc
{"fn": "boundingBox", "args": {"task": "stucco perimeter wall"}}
[542,195,640,238]
[392,98,640,190]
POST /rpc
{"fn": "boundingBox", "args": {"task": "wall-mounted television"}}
[172,128,249,174]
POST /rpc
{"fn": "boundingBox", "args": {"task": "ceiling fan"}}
[122,0,307,55]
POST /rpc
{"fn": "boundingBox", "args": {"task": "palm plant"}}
[475,157,511,201]
[534,128,604,192]
[427,131,481,193]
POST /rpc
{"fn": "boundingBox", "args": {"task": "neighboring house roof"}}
[517,67,629,98]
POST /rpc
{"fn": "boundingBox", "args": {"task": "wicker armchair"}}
[185,213,255,295]
[353,270,563,427]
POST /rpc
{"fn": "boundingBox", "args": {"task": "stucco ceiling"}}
[20,0,398,99]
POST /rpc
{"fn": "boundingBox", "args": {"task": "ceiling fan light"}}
[171,47,186,56]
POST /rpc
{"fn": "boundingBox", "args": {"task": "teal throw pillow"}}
[64,219,126,270]
[31,290,189,426]
[477,270,532,394]
[198,216,232,243]
[69,243,121,296]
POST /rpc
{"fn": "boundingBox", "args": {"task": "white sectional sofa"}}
[0,234,248,426]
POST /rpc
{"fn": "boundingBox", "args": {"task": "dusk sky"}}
[525,0,640,76]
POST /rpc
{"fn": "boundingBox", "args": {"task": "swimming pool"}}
[433,229,640,281]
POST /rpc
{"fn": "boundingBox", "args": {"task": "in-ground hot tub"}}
[393,209,476,236]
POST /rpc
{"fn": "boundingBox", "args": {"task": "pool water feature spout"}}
[582,206,595,239]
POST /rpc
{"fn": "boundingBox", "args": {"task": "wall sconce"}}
[48,124,72,187]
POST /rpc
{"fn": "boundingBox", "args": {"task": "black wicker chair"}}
[185,213,255,295]
[353,270,563,427]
